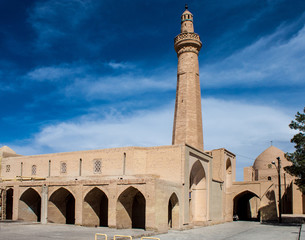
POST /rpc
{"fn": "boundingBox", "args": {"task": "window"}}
[268,176,272,181]
[6,165,10,172]
[60,162,67,173]
[93,159,102,173]
[32,165,37,175]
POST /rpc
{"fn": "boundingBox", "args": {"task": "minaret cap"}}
[181,6,194,33]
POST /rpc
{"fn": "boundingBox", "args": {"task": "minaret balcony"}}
[174,32,202,54]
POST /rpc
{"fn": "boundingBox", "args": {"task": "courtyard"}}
[0,221,302,240]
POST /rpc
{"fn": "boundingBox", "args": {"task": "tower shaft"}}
[172,8,203,150]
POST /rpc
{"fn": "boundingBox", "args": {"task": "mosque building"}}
[0,7,303,232]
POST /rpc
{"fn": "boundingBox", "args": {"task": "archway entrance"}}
[116,187,146,229]
[48,188,75,224]
[189,161,207,223]
[19,188,41,222]
[83,188,108,227]
[6,188,13,220]
[233,191,259,221]
[168,193,179,229]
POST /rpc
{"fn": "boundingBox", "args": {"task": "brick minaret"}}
[172,6,204,150]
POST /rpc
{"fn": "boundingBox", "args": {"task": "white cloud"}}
[202,98,295,180]
[11,104,174,155]
[27,64,86,82]
[65,74,175,99]
[25,61,176,99]
[10,98,295,181]
[201,15,305,88]
[106,61,136,70]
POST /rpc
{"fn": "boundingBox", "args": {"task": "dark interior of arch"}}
[233,191,259,221]
[132,192,145,229]
[226,159,232,171]
[189,161,205,188]
[118,187,146,229]
[168,193,179,228]
[20,188,41,222]
[6,188,13,220]
[84,187,108,226]
[49,188,75,224]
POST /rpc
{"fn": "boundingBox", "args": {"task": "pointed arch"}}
[168,193,179,229]
[19,188,41,222]
[233,190,260,221]
[189,160,207,222]
[116,186,146,229]
[48,187,75,224]
[226,158,232,188]
[83,187,108,227]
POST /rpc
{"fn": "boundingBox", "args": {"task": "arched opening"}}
[189,160,207,223]
[168,193,179,229]
[19,188,41,222]
[116,187,146,229]
[226,159,232,188]
[6,188,13,220]
[83,187,108,227]
[233,190,259,221]
[48,187,75,224]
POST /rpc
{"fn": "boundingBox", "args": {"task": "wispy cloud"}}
[201,14,305,88]
[28,0,97,50]
[25,61,176,100]
[10,104,174,155]
[202,98,295,179]
[26,64,87,82]
[106,61,136,70]
[64,74,175,100]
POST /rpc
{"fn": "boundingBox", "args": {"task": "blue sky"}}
[1,0,305,180]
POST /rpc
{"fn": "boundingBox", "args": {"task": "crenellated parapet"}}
[174,32,200,43]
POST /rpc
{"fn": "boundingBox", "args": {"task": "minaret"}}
[172,5,204,150]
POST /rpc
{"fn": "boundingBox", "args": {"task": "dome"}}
[253,146,290,170]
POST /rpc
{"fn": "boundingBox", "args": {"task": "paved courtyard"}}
[0,221,302,240]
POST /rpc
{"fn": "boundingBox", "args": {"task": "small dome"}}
[182,9,192,16]
[253,146,290,170]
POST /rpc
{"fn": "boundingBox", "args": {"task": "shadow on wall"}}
[282,183,293,214]
[303,194,305,214]
[48,187,75,224]
[259,190,277,222]
[83,187,108,227]
[116,187,146,230]
[19,188,41,222]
